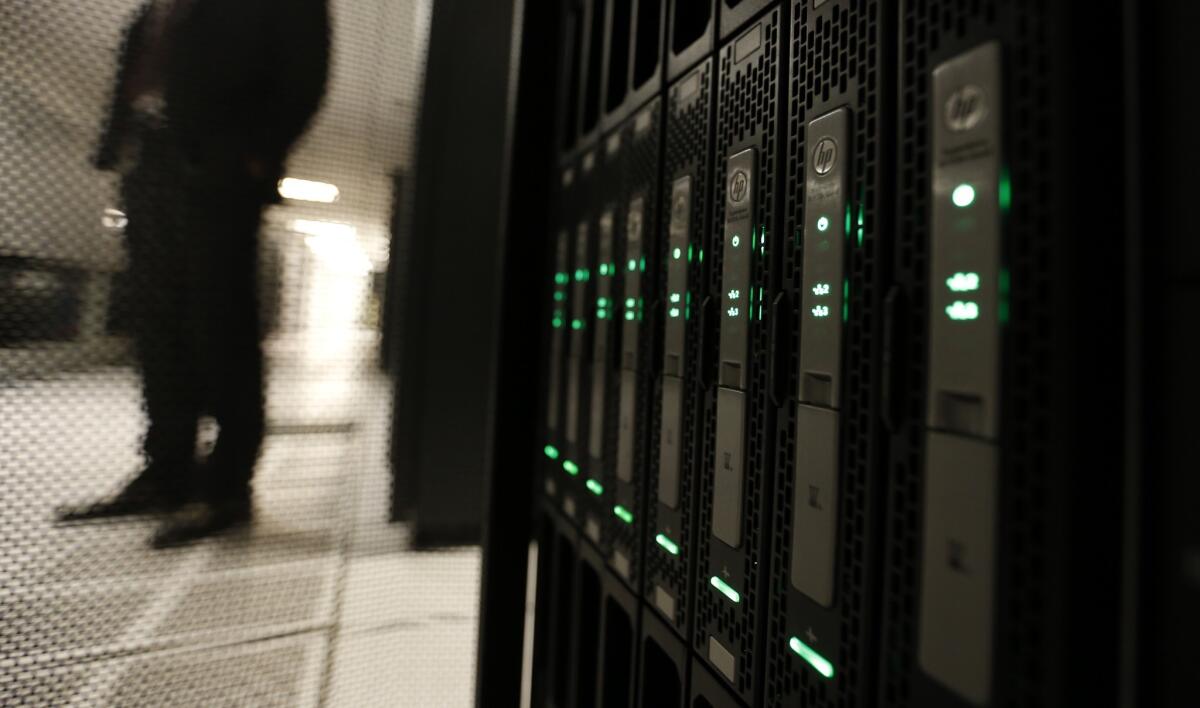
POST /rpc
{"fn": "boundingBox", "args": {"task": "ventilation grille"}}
[695,10,780,700]
[880,2,1056,707]
[644,59,713,632]
[765,1,886,706]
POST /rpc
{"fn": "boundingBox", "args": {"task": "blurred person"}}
[56,0,331,547]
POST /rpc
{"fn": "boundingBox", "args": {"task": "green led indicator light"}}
[613,505,634,524]
[670,293,681,304]
[655,533,680,556]
[946,272,981,292]
[597,297,609,307]
[816,217,830,232]
[600,264,610,276]
[544,445,559,460]
[710,576,741,604]
[673,247,683,260]
[946,301,980,321]
[856,203,865,247]
[731,235,741,248]
[552,318,563,328]
[586,479,604,496]
[553,292,565,302]
[669,307,681,319]
[628,259,637,272]
[562,460,579,476]
[687,244,694,262]
[571,319,584,330]
[952,183,977,208]
[625,311,636,321]
[788,637,835,679]
[999,169,1012,212]
[699,249,704,263]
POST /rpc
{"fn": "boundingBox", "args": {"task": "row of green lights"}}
[655,533,680,556]
[788,637,835,679]
[613,505,634,524]
[574,268,590,281]
[598,262,617,276]
[946,301,980,321]
[710,576,741,604]
[586,479,604,496]
[946,272,981,292]
[543,445,559,460]
[562,460,579,476]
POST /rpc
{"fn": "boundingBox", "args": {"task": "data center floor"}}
[0,340,480,707]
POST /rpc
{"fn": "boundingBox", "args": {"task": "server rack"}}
[642,57,714,643]
[877,2,1126,708]
[599,100,663,595]
[691,8,786,705]
[513,1,1151,707]
[763,1,894,706]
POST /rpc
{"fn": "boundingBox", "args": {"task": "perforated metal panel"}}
[0,2,483,706]
[600,98,663,592]
[880,2,1125,707]
[765,1,892,706]
[643,58,714,638]
[694,9,783,704]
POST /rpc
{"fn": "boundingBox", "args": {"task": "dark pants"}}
[122,129,266,501]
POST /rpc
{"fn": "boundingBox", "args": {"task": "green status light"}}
[562,460,579,476]
[788,637,835,679]
[952,183,977,208]
[613,505,634,524]
[946,272,981,292]
[655,533,680,556]
[586,479,604,496]
[710,576,741,604]
[817,216,830,232]
[946,301,980,321]
[543,445,559,460]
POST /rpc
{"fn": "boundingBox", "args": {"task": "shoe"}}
[55,472,186,522]
[151,495,253,549]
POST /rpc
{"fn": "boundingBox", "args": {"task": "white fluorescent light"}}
[278,177,340,203]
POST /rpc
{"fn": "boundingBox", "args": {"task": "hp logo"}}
[729,169,750,203]
[812,138,838,175]
[945,85,988,132]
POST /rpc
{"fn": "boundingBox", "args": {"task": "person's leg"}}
[151,177,264,546]
[58,138,200,520]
